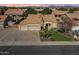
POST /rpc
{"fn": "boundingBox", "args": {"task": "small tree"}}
[68,8,74,13]
[0,7,8,15]
[57,7,68,11]
[41,8,52,14]
[0,9,4,15]
[26,7,37,14]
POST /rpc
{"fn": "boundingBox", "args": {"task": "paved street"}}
[0,45,79,55]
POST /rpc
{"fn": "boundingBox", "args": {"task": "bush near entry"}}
[26,7,37,14]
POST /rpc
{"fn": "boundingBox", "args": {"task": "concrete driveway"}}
[0,28,40,44]
[16,30,40,41]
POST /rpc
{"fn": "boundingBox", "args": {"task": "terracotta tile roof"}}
[20,14,57,25]
[53,9,68,15]
[67,13,79,19]
[20,19,27,25]
[4,9,26,15]
[27,14,42,24]
[66,13,79,26]
[43,14,57,23]
[20,14,42,25]
[74,11,79,14]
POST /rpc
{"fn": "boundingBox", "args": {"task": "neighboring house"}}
[53,9,68,24]
[74,11,79,14]
[4,9,27,16]
[63,13,79,32]
[19,14,58,31]
[53,9,68,17]
[0,15,7,28]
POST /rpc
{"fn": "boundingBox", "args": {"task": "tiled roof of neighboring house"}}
[20,14,42,25]
[74,11,79,14]
[66,13,79,26]
[4,9,27,15]
[66,13,79,19]
[43,14,57,23]
[53,9,68,15]
[0,15,7,22]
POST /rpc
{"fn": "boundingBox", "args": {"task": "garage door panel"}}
[27,24,41,30]
[28,27,40,30]
[20,24,41,31]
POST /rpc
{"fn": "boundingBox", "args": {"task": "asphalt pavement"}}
[0,45,79,55]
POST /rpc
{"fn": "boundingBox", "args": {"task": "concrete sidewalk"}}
[0,41,79,46]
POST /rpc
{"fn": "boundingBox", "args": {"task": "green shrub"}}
[68,8,75,13]
[40,29,73,41]
[26,7,37,14]
[41,8,52,14]
[57,7,68,11]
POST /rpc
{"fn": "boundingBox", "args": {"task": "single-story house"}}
[74,11,79,14]
[53,9,68,17]
[64,13,79,31]
[19,14,58,31]
[66,13,79,26]
[4,9,27,16]
[19,14,42,31]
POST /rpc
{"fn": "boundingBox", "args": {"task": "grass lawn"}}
[51,31,73,41]
[40,30,74,41]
